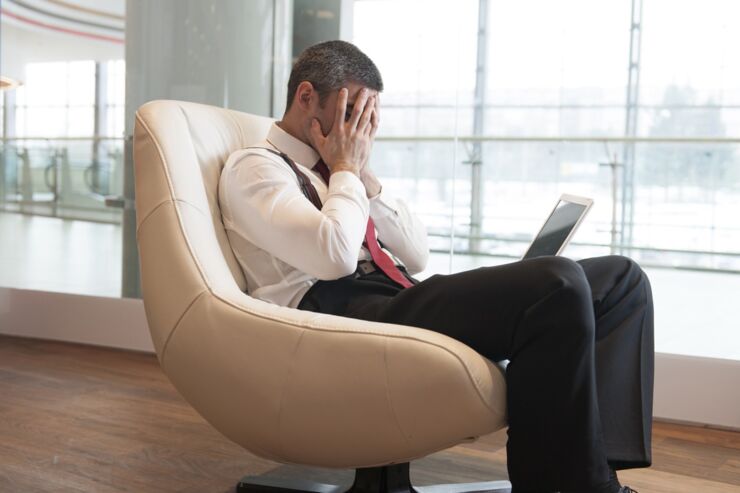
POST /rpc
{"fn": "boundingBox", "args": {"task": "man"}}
[219,40,653,493]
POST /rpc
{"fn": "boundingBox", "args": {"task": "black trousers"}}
[298,255,654,492]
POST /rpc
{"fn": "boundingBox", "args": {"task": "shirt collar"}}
[266,122,320,168]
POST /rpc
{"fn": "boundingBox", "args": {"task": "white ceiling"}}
[1,0,125,79]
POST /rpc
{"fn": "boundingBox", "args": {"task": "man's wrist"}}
[329,161,361,178]
[360,169,382,198]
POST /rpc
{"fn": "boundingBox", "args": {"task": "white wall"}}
[0,287,152,352]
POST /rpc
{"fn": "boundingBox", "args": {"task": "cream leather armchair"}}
[133,100,510,493]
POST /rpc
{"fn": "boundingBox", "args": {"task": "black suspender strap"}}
[243,146,323,210]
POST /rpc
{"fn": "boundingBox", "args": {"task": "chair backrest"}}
[133,100,273,353]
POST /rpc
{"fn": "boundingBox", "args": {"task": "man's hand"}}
[359,98,382,198]
[309,87,376,178]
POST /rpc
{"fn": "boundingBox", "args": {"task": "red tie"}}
[313,160,414,289]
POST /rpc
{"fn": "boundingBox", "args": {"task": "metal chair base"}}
[237,462,511,493]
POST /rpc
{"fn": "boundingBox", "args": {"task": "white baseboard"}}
[1,287,738,429]
[0,287,153,352]
[653,353,740,430]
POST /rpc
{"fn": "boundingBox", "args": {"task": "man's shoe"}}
[559,485,639,493]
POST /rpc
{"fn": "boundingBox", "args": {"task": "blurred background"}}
[1,0,738,364]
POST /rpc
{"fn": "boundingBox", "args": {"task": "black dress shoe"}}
[559,485,639,493]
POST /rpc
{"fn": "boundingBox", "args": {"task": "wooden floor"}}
[0,335,738,493]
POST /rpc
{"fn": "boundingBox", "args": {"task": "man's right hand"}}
[309,87,377,177]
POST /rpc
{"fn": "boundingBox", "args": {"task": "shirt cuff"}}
[329,169,363,189]
[369,189,400,219]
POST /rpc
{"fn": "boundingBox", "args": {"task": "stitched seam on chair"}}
[160,290,207,365]
[136,108,212,289]
[383,337,412,446]
[135,107,501,418]
[213,294,502,417]
[135,198,208,237]
[276,328,306,460]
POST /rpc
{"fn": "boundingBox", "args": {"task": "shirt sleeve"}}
[368,189,429,275]
[221,151,369,280]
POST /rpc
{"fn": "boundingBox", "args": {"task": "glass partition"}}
[1,3,125,297]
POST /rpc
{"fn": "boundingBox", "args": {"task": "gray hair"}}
[286,40,383,110]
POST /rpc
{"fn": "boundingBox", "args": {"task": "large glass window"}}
[15,61,96,137]
[354,0,740,360]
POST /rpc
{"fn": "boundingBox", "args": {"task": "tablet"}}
[521,194,593,260]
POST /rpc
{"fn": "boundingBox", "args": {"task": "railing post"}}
[469,0,489,254]
[1,90,17,206]
[600,148,622,255]
[19,147,32,204]
[621,0,643,255]
[59,147,72,215]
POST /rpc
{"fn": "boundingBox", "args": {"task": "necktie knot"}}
[313,159,331,184]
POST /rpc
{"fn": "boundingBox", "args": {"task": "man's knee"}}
[531,256,590,294]
[528,256,595,337]
[601,255,651,297]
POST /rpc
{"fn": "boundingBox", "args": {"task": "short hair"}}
[286,40,383,111]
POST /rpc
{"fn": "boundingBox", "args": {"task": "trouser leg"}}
[578,256,654,469]
[344,256,610,491]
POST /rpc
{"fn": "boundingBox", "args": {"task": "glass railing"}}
[2,135,738,273]
[0,137,124,223]
[372,135,740,273]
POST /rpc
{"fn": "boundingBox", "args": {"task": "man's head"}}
[282,40,383,144]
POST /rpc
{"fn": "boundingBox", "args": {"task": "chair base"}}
[237,462,511,493]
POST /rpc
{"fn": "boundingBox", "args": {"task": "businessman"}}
[219,40,654,493]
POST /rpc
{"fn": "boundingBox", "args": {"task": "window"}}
[15,61,96,137]
[353,0,740,360]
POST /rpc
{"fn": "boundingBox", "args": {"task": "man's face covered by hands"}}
[301,81,380,176]
[312,82,379,137]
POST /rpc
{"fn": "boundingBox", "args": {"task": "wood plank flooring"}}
[0,335,738,493]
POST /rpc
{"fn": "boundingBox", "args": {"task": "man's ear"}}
[295,81,315,111]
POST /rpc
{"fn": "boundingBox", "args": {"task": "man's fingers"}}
[332,88,348,134]
[308,118,326,148]
[368,107,379,139]
[347,88,370,131]
[358,96,375,135]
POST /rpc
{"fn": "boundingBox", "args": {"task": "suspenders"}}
[243,147,323,210]
[244,146,418,287]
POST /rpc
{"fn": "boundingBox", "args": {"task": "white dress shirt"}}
[219,123,429,308]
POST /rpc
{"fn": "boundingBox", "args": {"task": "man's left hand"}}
[360,100,382,198]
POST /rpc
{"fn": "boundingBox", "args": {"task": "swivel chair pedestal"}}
[237,463,511,493]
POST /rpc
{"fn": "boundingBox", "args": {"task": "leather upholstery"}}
[133,100,508,468]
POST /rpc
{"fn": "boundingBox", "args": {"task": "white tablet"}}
[521,194,594,260]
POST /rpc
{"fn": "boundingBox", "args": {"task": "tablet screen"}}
[522,200,588,259]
